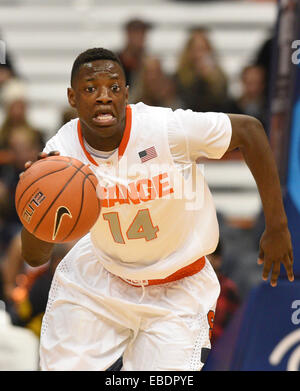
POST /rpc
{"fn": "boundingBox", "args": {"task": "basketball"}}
[15,155,101,243]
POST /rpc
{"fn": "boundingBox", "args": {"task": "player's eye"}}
[85,86,96,93]
[111,84,120,92]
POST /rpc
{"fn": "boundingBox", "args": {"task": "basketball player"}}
[21,48,294,371]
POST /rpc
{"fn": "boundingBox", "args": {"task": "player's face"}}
[68,60,128,149]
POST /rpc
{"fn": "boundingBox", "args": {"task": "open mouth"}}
[93,110,117,126]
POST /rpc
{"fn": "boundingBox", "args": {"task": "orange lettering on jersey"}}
[107,185,131,207]
[98,186,109,208]
[100,172,174,208]
[115,185,130,205]
[107,186,119,207]
[152,172,174,198]
[119,183,140,205]
[116,185,130,206]
[136,179,156,202]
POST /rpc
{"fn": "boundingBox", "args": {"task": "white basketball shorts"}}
[39,234,220,371]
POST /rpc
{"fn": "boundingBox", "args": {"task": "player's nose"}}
[96,86,112,104]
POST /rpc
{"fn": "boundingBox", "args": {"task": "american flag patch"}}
[138,146,157,163]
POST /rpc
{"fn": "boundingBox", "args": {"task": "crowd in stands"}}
[0,14,271,369]
[120,18,270,127]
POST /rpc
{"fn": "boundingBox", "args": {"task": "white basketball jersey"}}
[44,103,232,280]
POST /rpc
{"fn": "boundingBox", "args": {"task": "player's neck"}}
[80,120,125,152]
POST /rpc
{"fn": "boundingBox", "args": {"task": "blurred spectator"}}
[0,64,13,91]
[231,65,268,127]
[0,78,44,151]
[130,56,182,110]
[207,240,241,344]
[0,179,18,255]
[174,27,229,112]
[0,126,43,251]
[1,231,24,304]
[0,268,4,302]
[216,211,263,300]
[0,30,17,92]
[254,35,273,87]
[117,18,152,87]
[60,106,77,127]
[8,244,71,337]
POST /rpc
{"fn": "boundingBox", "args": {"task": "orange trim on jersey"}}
[121,256,206,287]
[77,105,132,165]
[77,120,99,166]
[118,105,132,159]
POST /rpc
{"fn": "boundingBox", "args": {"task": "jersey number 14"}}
[103,209,159,243]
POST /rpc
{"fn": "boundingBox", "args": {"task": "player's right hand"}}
[20,151,60,177]
[25,150,60,168]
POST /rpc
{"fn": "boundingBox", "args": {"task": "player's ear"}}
[67,88,76,108]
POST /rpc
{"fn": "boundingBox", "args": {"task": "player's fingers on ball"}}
[37,152,47,160]
[48,150,60,156]
[24,161,32,169]
[283,253,294,282]
[270,262,280,287]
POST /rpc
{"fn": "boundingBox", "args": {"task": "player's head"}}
[68,48,129,147]
[70,48,125,87]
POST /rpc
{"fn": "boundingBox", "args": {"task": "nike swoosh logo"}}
[52,206,72,241]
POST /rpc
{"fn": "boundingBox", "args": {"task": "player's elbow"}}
[21,227,54,267]
[243,116,267,148]
[21,240,52,267]
[22,249,50,267]
[246,115,264,133]
[238,114,264,135]
[228,114,267,151]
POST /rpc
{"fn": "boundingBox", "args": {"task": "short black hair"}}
[70,48,124,86]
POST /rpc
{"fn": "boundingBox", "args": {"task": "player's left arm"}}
[227,114,294,287]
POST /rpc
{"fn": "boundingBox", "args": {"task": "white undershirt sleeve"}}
[167,109,232,162]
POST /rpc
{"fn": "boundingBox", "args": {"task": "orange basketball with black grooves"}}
[15,155,101,243]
